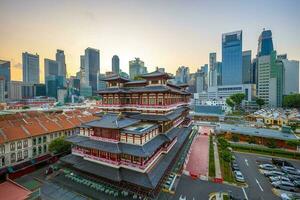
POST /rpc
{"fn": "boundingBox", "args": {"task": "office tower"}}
[175,66,190,84]
[44,58,59,78]
[129,58,146,79]
[21,83,34,99]
[221,30,243,85]
[0,60,11,98]
[80,55,85,71]
[250,58,257,84]
[112,55,120,75]
[0,77,5,102]
[257,51,284,107]
[44,58,60,98]
[216,62,222,86]
[196,67,208,93]
[97,73,107,90]
[242,50,252,84]
[22,52,40,84]
[56,49,67,82]
[84,48,100,94]
[208,53,217,87]
[278,57,299,95]
[257,29,274,56]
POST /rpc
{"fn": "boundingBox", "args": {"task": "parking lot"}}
[234,152,300,200]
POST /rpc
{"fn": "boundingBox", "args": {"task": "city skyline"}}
[0,0,299,82]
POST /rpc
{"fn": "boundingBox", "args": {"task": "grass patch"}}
[209,135,216,177]
[231,143,300,160]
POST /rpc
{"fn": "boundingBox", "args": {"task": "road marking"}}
[245,159,249,166]
[242,187,248,200]
[255,178,264,191]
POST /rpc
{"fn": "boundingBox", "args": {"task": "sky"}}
[0,0,299,82]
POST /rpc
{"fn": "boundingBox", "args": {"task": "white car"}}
[264,171,285,177]
[259,164,277,170]
[282,166,300,175]
[234,171,245,183]
[269,176,290,182]
[280,193,300,200]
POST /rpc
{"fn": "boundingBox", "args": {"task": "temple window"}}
[142,98,148,104]
[108,98,113,104]
[149,98,155,105]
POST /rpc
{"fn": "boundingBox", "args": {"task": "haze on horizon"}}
[0,0,299,82]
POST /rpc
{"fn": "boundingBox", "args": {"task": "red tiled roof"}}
[0,180,31,200]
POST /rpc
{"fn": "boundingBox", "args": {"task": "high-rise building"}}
[112,55,120,75]
[175,66,190,84]
[56,49,67,82]
[209,53,217,87]
[242,50,252,84]
[279,58,299,95]
[33,84,46,97]
[196,67,208,93]
[221,30,243,85]
[80,55,85,71]
[84,48,100,94]
[129,58,146,79]
[216,62,222,86]
[257,29,274,57]
[0,77,5,102]
[0,60,11,98]
[257,51,284,107]
[250,58,257,84]
[44,58,59,78]
[22,52,40,84]
[97,73,107,90]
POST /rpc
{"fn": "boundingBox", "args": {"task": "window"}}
[33,138,37,146]
[23,140,28,148]
[10,153,16,163]
[43,145,47,153]
[38,137,42,144]
[10,143,15,151]
[0,145,5,154]
[17,141,22,149]
[143,98,148,104]
[43,136,47,143]
[50,134,53,140]
[38,146,42,154]
[17,151,22,161]
[33,147,37,156]
[149,98,155,105]
[24,150,28,159]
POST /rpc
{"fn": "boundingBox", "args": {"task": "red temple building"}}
[61,70,193,197]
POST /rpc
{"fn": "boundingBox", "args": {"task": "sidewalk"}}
[213,136,222,180]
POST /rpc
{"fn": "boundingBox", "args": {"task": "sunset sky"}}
[0,0,299,82]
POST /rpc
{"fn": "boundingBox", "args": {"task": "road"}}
[172,175,245,200]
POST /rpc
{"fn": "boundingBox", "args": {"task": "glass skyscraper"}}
[221,30,243,85]
[112,55,120,75]
[22,52,40,84]
[85,47,100,94]
[242,50,252,84]
[257,29,274,56]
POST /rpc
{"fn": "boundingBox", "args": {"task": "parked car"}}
[280,193,300,200]
[234,171,245,183]
[269,176,290,182]
[287,174,300,181]
[264,171,285,177]
[272,181,297,192]
[282,166,300,175]
[259,164,277,171]
[293,180,300,188]
[232,161,239,171]
[272,158,294,167]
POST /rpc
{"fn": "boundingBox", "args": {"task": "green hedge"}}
[231,143,300,160]
[209,136,216,177]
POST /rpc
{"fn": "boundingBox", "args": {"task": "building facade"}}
[222,31,243,85]
[112,55,120,75]
[22,52,40,84]
[129,58,147,79]
[0,60,11,99]
[175,66,190,84]
[242,50,252,84]
[56,49,67,84]
[85,48,100,94]
[257,29,274,57]
[281,59,299,95]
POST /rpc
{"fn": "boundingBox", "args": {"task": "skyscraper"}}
[242,50,252,84]
[257,29,274,57]
[216,62,222,86]
[175,66,190,84]
[221,30,243,85]
[0,60,11,98]
[22,52,40,84]
[56,49,67,79]
[112,55,120,75]
[209,53,217,87]
[84,48,100,94]
[129,58,146,79]
[44,58,59,98]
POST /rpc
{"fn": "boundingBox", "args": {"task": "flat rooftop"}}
[122,122,158,135]
[217,123,298,141]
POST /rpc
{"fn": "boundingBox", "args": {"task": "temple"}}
[61,70,193,197]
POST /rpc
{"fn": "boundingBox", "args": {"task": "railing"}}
[90,135,119,143]
[98,102,188,109]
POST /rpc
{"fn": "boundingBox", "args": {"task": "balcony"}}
[98,102,188,111]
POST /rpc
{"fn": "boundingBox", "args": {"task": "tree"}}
[222,150,232,162]
[283,94,300,108]
[256,98,265,109]
[230,93,246,110]
[266,139,277,149]
[49,136,71,154]
[218,137,230,149]
[226,98,235,110]
[286,140,300,148]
